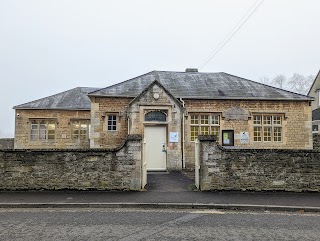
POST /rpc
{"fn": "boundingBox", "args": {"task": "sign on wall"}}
[223,132,230,144]
[169,132,179,143]
[240,132,249,144]
[222,130,234,146]
[223,107,249,120]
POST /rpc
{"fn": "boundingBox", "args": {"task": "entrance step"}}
[147,171,169,175]
[146,171,195,192]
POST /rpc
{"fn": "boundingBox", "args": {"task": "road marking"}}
[191,210,225,214]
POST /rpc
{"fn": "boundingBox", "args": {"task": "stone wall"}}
[313,134,320,151]
[0,135,142,190]
[198,136,320,192]
[0,138,14,149]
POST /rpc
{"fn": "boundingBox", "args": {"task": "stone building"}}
[14,69,313,170]
[14,87,99,149]
[307,70,320,133]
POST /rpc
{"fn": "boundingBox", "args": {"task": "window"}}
[145,111,166,122]
[107,115,117,131]
[30,119,56,141]
[71,120,90,141]
[253,115,282,143]
[190,114,220,141]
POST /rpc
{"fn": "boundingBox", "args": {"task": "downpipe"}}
[180,98,186,169]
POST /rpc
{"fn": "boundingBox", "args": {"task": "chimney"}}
[185,68,198,73]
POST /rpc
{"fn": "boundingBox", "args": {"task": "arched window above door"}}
[145,111,167,122]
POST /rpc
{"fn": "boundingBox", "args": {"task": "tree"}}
[258,73,315,95]
[288,73,314,95]
[259,76,271,85]
[272,74,287,89]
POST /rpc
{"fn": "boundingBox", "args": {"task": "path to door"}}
[146,171,194,192]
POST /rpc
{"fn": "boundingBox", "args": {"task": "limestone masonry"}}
[199,136,320,192]
[0,135,142,190]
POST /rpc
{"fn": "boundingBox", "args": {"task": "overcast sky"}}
[0,0,319,137]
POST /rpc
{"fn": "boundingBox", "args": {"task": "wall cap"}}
[198,135,320,154]
[126,134,142,141]
[0,135,142,153]
[198,135,217,142]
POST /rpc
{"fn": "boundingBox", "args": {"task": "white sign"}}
[169,132,179,143]
[240,132,249,144]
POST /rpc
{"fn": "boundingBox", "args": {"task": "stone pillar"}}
[313,134,320,151]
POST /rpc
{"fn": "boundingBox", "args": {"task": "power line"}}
[199,0,261,69]
[199,0,265,70]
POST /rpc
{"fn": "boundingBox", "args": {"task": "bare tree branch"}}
[259,76,271,85]
[272,74,287,89]
[288,73,314,94]
[258,73,315,95]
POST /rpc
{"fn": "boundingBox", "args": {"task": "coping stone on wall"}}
[0,135,143,153]
[126,134,143,141]
[198,135,217,142]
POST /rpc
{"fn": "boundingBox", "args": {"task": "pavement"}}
[1,171,320,212]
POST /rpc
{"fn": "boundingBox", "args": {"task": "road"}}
[0,208,320,240]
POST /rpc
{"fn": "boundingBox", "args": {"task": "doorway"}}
[144,126,167,171]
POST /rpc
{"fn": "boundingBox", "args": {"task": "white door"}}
[144,126,167,171]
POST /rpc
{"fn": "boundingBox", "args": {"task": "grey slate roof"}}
[14,87,100,110]
[313,108,320,121]
[89,71,312,101]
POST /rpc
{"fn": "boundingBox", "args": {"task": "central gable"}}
[125,80,183,170]
[126,80,183,138]
[128,80,183,109]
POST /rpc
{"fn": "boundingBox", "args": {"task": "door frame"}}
[140,106,170,188]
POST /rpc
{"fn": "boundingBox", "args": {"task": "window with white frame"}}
[71,120,90,141]
[190,114,220,141]
[30,119,56,141]
[253,115,283,143]
[107,115,117,131]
